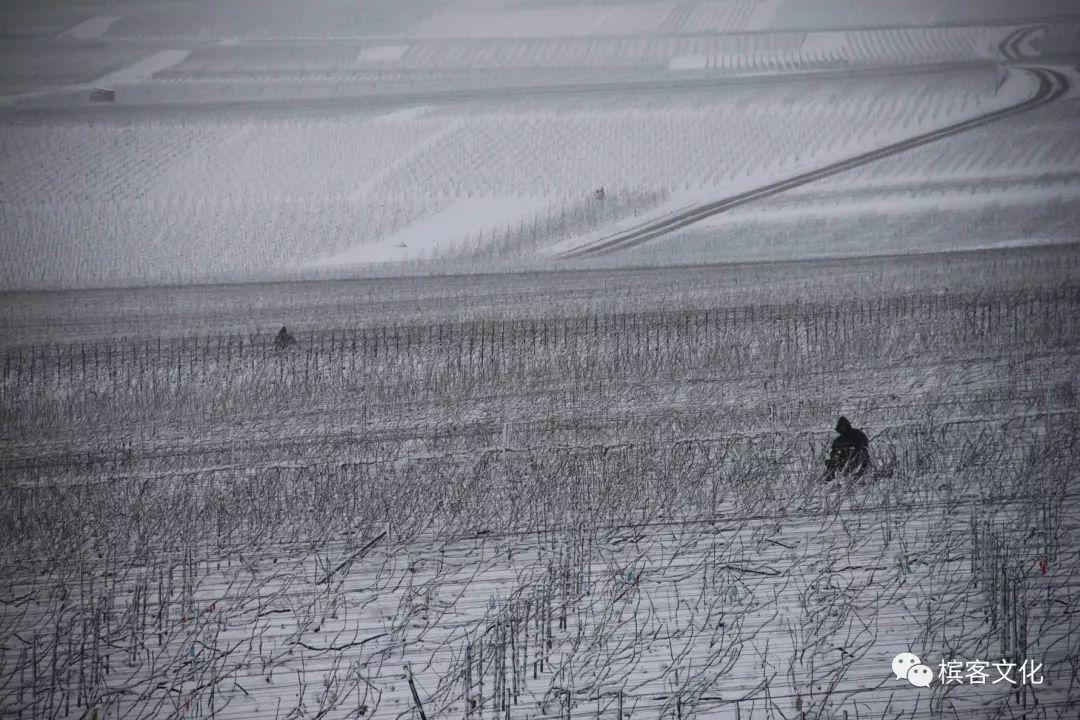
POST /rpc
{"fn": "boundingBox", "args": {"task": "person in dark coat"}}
[274,326,296,350]
[824,416,870,481]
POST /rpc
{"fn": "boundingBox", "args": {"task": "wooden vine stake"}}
[404,663,428,720]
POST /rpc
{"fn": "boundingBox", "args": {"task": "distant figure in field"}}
[274,326,296,351]
[824,416,870,482]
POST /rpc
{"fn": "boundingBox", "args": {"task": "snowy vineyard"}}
[3,418,1077,719]
[2,0,1079,716]
[0,67,1040,288]
[3,265,1080,717]
[3,286,1078,436]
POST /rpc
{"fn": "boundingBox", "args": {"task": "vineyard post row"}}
[2,284,1078,387]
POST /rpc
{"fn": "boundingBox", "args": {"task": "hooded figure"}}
[824,416,869,481]
[274,326,296,350]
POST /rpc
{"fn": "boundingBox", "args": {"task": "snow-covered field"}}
[5,65,1076,287]
[27,0,1072,40]
[3,246,1079,718]
[2,2,1079,718]
[309,196,552,265]
[1,2,1078,287]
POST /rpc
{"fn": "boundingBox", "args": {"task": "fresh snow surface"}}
[60,16,121,40]
[801,31,849,57]
[669,55,710,70]
[412,4,669,39]
[355,44,410,64]
[746,0,782,30]
[307,196,550,266]
[90,50,191,86]
[372,105,438,123]
[346,116,458,202]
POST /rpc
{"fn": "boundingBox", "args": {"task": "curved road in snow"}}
[558,65,1068,259]
[999,24,1046,61]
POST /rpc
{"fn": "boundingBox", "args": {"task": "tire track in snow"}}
[558,65,1068,259]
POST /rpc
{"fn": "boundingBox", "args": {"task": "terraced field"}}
[2,66,1042,288]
